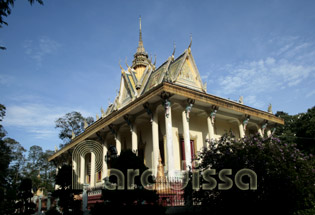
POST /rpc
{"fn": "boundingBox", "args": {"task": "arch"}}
[72,140,103,189]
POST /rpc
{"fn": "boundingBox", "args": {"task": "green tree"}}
[23,145,55,195]
[55,111,94,148]
[275,106,315,154]
[16,178,36,214]
[2,138,26,214]
[191,132,315,215]
[295,106,315,154]
[92,150,162,215]
[24,145,43,191]
[0,104,7,137]
[40,149,56,194]
[0,104,27,214]
[53,164,82,215]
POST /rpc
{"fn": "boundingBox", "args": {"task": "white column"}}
[258,128,263,137]
[131,125,138,153]
[267,129,272,137]
[182,110,192,170]
[152,108,159,176]
[80,155,85,184]
[102,143,108,180]
[116,133,121,155]
[165,105,175,177]
[90,152,96,187]
[239,122,245,138]
[207,116,215,141]
[72,159,77,185]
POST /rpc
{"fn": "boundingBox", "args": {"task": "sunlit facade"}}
[48,19,284,192]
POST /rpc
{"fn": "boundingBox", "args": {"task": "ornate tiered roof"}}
[106,19,207,116]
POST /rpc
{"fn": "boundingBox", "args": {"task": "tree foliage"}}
[15,178,36,214]
[191,132,315,215]
[53,164,82,215]
[23,145,55,195]
[55,111,94,148]
[91,150,162,215]
[0,104,55,214]
[0,0,43,27]
[275,106,315,154]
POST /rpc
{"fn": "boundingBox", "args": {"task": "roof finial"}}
[172,41,176,58]
[154,54,156,66]
[188,33,192,50]
[119,59,123,71]
[125,57,130,68]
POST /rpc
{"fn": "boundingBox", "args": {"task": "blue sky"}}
[1,0,315,151]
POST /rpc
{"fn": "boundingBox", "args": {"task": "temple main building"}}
[48,19,284,191]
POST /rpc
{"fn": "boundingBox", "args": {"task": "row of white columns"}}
[77,100,273,187]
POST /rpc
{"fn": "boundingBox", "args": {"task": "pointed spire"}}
[139,16,142,42]
[136,16,145,53]
[132,17,150,79]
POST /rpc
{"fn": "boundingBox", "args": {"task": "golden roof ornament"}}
[101,107,105,117]
[96,114,100,120]
[188,34,192,53]
[239,96,244,104]
[84,119,88,129]
[171,41,176,60]
[119,59,123,71]
[268,103,273,114]
[71,131,75,139]
[125,58,130,69]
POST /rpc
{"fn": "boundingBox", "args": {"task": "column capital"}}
[242,115,251,131]
[162,99,171,118]
[108,124,121,138]
[143,102,154,122]
[184,98,195,122]
[261,120,268,136]
[208,105,219,124]
[123,114,133,131]
[160,91,172,100]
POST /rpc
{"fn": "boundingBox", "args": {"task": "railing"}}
[154,177,185,207]
[85,177,186,207]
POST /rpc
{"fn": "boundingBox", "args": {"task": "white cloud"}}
[0,74,14,86]
[244,95,265,109]
[210,37,315,110]
[23,37,61,65]
[29,129,58,140]
[3,103,93,139]
[306,90,315,98]
[215,41,315,94]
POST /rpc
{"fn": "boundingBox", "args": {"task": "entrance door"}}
[180,139,195,169]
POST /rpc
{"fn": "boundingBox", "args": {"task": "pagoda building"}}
[48,18,284,191]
